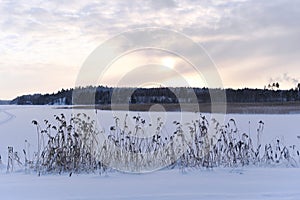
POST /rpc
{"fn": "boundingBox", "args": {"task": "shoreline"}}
[55,102,300,114]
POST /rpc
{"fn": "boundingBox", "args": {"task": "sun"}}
[161,57,176,69]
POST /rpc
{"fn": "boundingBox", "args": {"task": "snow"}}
[1,168,300,200]
[1,105,300,199]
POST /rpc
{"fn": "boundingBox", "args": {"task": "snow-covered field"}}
[1,105,300,200]
[1,168,300,200]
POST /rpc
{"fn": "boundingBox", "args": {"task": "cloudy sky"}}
[0,0,300,99]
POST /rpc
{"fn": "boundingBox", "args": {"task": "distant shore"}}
[58,102,300,114]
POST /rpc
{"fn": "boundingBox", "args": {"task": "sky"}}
[0,0,300,100]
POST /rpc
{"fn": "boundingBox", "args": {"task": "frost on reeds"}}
[29,113,104,175]
[13,112,300,175]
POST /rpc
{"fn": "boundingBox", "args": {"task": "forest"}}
[8,85,300,105]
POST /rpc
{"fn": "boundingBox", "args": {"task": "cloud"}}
[0,0,300,99]
[148,0,177,9]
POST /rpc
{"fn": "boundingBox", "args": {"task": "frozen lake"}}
[1,105,300,163]
[1,105,300,200]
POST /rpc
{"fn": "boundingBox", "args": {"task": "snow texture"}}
[0,105,300,199]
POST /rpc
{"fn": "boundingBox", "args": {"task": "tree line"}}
[9,85,300,105]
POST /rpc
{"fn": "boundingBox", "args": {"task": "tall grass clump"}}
[29,113,105,175]
[13,112,300,175]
